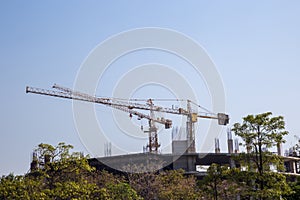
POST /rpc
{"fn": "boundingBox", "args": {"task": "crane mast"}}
[26,84,229,154]
[145,99,160,153]
[186,100,195,153]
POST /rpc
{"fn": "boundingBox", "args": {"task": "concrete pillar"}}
[228,139,233,154]
[288,160,297,174]
[215,138,220,153]
[277,142,282,156]
[227,129,233,154]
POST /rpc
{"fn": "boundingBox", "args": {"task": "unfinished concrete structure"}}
[88,152,300,179]
[88,127,300,178]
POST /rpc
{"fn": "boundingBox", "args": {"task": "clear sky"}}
[1,1,300,175]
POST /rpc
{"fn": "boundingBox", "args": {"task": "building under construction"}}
[88,129,300,179]
[26,84,300,178]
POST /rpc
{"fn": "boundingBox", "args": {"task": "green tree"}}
[124,161,163,200]
[283,176,300,200]
[106,182,142,200]
[127,170,159,200]
[157,169,201,200]
[30,142,96,191]
[232,112,291,199]
[201,163,226,200]
[0,142,142,200]
[200,164,242,200]
[0,173,48,200]
[126,164,202,200]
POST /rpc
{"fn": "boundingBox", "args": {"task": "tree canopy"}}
[232,112,291,199]
[0,142,141,200]
[0,142,201,199]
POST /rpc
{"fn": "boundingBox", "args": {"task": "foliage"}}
[106,182,142,200]
[127,171,159,200]
[157,169,201,200]
[35,142,74,163]
[0,142,142,200]
[200,164,242,200]
[2,137,300,199]
[232,112,291,199]
[283,177,300,200]
[126,165,202,200]
[1,142,203,200]
[0,174,48,200]
[232,112,288,172]
[124,160,164,200]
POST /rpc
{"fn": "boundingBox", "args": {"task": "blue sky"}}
[1,1,300,175]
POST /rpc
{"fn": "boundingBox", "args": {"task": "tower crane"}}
[52,84,168,153]
[26,85,172,153]
[26,84,229,154]
[119,98,229,153]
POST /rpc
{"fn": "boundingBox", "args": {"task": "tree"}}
[30,142,96,191]
[106,182,142,200]
[0,173,49,200]
[0,142,143,200]
[200,164,242,200]
[284,177,300,200]
[157,169,201,200]
[232,112,290,199]
[124,160,163,200]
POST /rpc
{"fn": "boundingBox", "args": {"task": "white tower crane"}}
[26,85,172,153]
[26,84,229,154]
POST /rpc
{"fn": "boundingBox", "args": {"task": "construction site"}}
[26,84,300,178]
